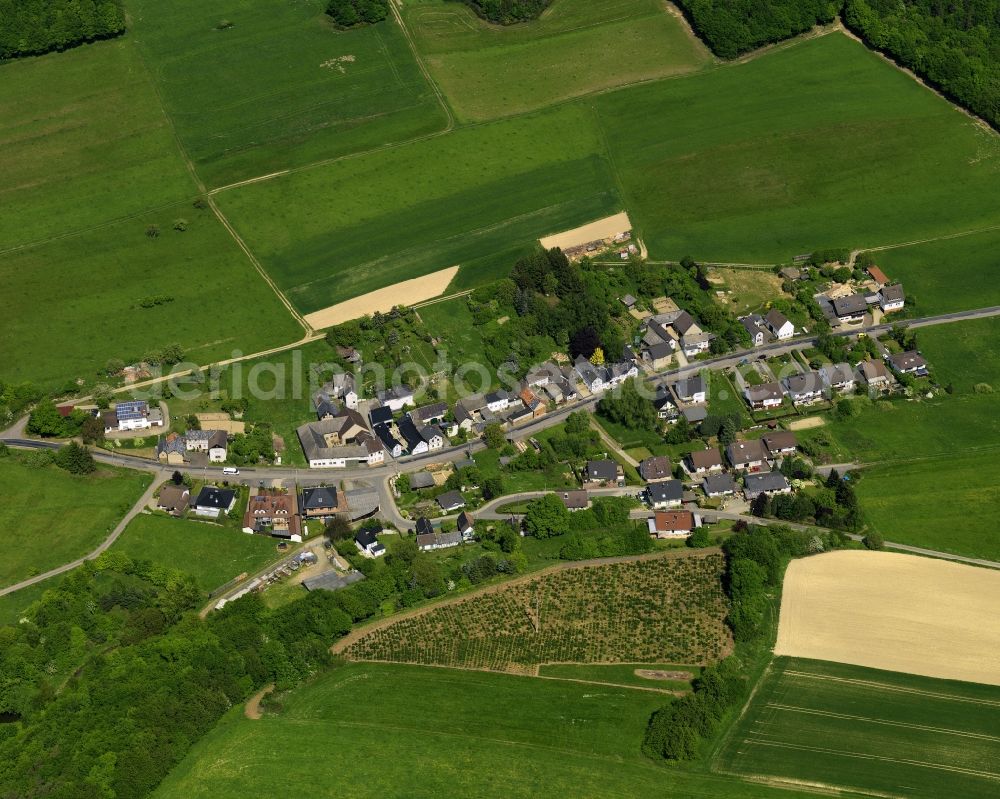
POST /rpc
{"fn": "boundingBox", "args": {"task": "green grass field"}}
[0,39,197,250]
[126,0,446,187]
[403,0,711,122]
[215,104,621,313]
[0,457,151,589]
[870,227,1000,316]
[0,211,303,389]
[715,657,1000,798]
[110,513,282,594]
[597,32,1000,263]
[155,661,822,799]
[0,582,50,627]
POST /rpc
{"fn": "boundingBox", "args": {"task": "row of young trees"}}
[0,0,125,60]
[325,0,388,27]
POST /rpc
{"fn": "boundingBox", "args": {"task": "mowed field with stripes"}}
[715,657,1000,798]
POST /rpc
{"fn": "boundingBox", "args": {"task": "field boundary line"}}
[767,703,1000,743]
[783,671,1000,707]
[741,738,1000,782]
[126,35,310,334]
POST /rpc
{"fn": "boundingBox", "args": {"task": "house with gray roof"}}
[820,362,857,393]
[832,293,868,323]
[702,473,737,497]
[744,472,792,500]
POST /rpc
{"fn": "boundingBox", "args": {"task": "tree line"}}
[454,0,551,25]
[642,523,846,760]
[0,0,125,61]
[326,0,388,28]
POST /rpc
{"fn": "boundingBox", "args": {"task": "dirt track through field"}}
[303,266,459,330]
[776,550,1000,685]
[539,211,632,250]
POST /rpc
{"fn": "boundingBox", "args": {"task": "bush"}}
[326,0,388,26]
[862,532,885,551]
[974,383,994,394]
[687,528,711,548]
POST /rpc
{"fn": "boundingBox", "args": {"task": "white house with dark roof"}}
[584,459,623,486]
[297,409,384,468]
[377,385,415,412]
[744,472,792,500]
[820,362,856,393]
[193,486,237,518]
[646,479,683,510]
[485,390,510,413]
[887,350,928,376]
[879,284,905,313]
[672,374,707,404]
[782,372,824,406]
[832,293,868,324]
[764,309,794,340]
[702,473,737,497]
[726,440,768,471]
[740,314,772,347]
[744,382,784,410]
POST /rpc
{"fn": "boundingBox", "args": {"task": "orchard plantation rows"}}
[345,554,730,671]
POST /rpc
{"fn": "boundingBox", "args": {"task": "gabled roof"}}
[408,471,435,490]
[746,382,784,403]
[761,431,797,455]
[702,473,737,495]
[585,459,619,481]
[867,266,889,285]
[415,517,434,536]
[783,372,823,396]
[157,484,189,510]
[369,405,394,426]
[411,402,448,424]
[669,310,698,336]
[888,350,926,372]
[673,374,707,399]
[821,362,855,386]
[397,416,425,450]
[457,511,474,532]
[765,309,791,332]
[485,389,508,404]
[647,480,683,503]
[832,293,868,317]
[374,423,404,452]
[745,472,790,493]
[436,490,465,510]
[860,359,890,382]
[355,528,379,548]
[378,384,414,402]
[688,448,723,469]
[880,283,905,303]
[639,456,672,481]
[558,490,589,510]
[726,439,768,465]
[650,510,695,532]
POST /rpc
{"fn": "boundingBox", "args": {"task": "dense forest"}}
[843,0,1000,130]
[454,0,551,25]
[325,0,389,27]
[671,0,838,58]
[0,0,124,61]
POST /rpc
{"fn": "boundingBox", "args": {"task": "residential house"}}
[702,473,737,498]
[640,318,678,368]
[186,429,216,453]
[686,447,724,474]
[559,490,590,511]
[344,486,380,521]
[643,341,676,370]
[680,331,714,357]
[761,431,798,461]
[765,309,794,340]
[377,384,415,412]
[879,284,905,313]
[369,405,394,428]
[726,439,768,471]
[672,374,707,404]
[193,486,237,518]
[354,528,385,558]
[207,430,228,463]
[583,459,623,487]
[647,479,683,510]
[683,405,708,424]
[574,357,604,394]
[888,351,928,376]
[373,423,405,458]
[109,400,163,432]
[155,433,187,465]
[639,456,673,482]
[398,415,444,455]
[485,390,510,413]
[243,489,301,541]
[779,266,802,282]
[647,510,698,538]
[436,490,466,512]
[300,485,350,519]
[519,387,544,417]
[744,472,792,500]
[417,530,463,551]
[740,314,772,347]
[410,402,448,426]
[744,382,785,410]
[832,293,868,324]
[506,405,534,426]
[820,362,857,394]
[782,372,824,406]
[156,485,190,516]
[316,373,358,415]
[859,359,892,391]
[297,410,385,468]
[525,362,559,388]
[652,384,679,420]
[415,517,435,537]
[620,294,637,309]
[457,511,475,541]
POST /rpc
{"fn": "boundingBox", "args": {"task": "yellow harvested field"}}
[539,211,632,250]
[776,550,1000,686]
[787,416,825,430]
[303,266,459,330]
